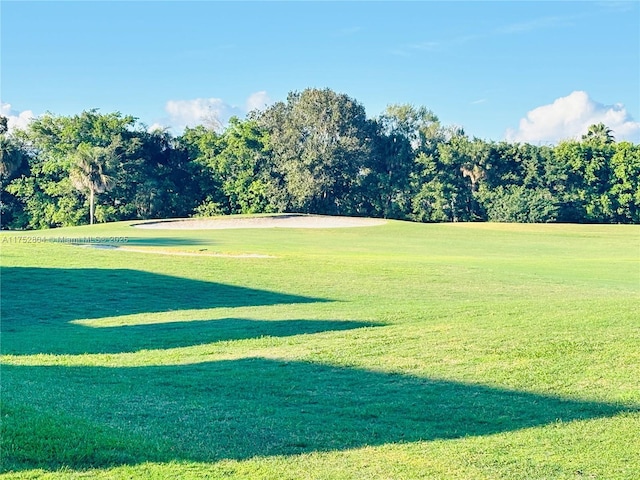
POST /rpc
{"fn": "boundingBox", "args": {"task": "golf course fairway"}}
[1,216,639,479]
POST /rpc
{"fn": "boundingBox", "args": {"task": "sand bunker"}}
[133,214,386,230]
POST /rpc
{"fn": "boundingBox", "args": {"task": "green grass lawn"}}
[1,218,639,479]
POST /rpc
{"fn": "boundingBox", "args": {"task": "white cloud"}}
[164,97,241,131]
[245,91,272,113]
[506,91,640,144]
[1,102,35,133]
[147,123,167,133]
[156,91,272,132]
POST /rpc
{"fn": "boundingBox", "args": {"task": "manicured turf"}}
[1,218,639,479]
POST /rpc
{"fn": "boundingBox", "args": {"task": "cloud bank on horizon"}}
[0,103,35,133]
[3,91,639,144]
[506,91,640,144]
[149,91,273,133]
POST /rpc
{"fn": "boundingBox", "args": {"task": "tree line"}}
[1,88,638,229]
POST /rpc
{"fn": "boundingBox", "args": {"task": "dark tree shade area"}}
[1,89,639,229]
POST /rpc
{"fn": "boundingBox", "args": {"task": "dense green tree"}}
[0,125,30,228]
[411,177,456,222]
[365,105,442,219]
[474,142,559,223]
[554,139,616,222]
[3,110,204,227]
[0,136,26,180]
[0,99,637,229]
[178,124,230,216]
[609,141,640,223]
[257,88,374,215]
[214,117,277,214]
[482,185,558,223]
[105,128,202,220]
[5,111,136,228]
[412,132,485,222]
[181,118,279,217]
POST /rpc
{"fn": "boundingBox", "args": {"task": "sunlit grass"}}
[1,218,639,479]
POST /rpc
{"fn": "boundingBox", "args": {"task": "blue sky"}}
[2,1,639,143]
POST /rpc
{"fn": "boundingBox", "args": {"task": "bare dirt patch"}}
[132,214,387,230]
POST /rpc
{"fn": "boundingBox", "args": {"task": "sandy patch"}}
[132,214,386,230]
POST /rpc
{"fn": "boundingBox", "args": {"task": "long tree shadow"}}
[2,358,635,472]
[65,236,213,247]
[1,266,329,349]
[1,266,344,354]
[122,236,213,247]
[2,318,378,355]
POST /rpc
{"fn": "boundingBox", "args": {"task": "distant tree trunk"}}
[90,188,95,225]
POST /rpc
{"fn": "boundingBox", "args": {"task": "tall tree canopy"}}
[365,105,442,219]
[257,88,375,215]
[1,91,638,229]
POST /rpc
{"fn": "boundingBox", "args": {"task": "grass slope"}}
[1,218,639,479]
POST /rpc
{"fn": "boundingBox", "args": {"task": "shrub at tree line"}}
[1,88,638,229]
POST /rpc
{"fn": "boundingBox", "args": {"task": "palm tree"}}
[460,163,485,192]
[70,145,116,225]
[582,123,614,144]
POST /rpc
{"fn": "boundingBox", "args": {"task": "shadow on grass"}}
[2,358,635,472]
[1,266,340,354]
[121,236,213,247]
[1,265,326,324]
[3,318,378,355]
[2,267,635,473]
